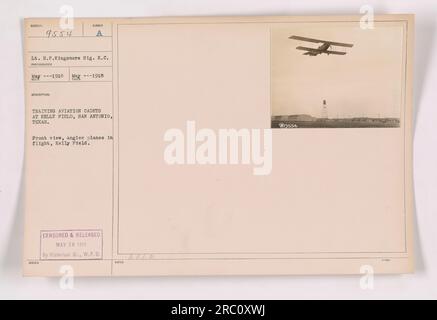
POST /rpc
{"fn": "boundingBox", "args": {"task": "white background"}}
[0,0,436,300]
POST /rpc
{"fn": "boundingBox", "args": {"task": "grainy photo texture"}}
[271,22,406,128]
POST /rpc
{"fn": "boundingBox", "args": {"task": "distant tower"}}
[322,99,328,119]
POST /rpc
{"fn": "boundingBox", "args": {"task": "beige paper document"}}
[23,15,414,276]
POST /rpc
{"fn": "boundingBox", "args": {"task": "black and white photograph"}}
[271,22,406,128]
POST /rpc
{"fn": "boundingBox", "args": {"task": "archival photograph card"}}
[271,22,405,128]
[22,15,414,276]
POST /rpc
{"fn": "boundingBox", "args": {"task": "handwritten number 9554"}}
[46,30,72,38]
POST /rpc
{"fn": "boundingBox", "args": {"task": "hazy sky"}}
[271,22,405,118]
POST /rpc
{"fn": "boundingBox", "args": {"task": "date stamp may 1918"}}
[40,229,103,260]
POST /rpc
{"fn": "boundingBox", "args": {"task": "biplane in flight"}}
[289,35,354,56]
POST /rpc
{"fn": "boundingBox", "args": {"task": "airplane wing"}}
[296,46,322,53]
[289,35,354,47]
[326,41,354,48]
[289,35,323,43]
[296,46,347,55]
[325,50,346,55]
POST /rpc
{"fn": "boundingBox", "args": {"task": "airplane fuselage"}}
[314,43,331,55]
[304,43,332,56]
[318,43,331,52]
